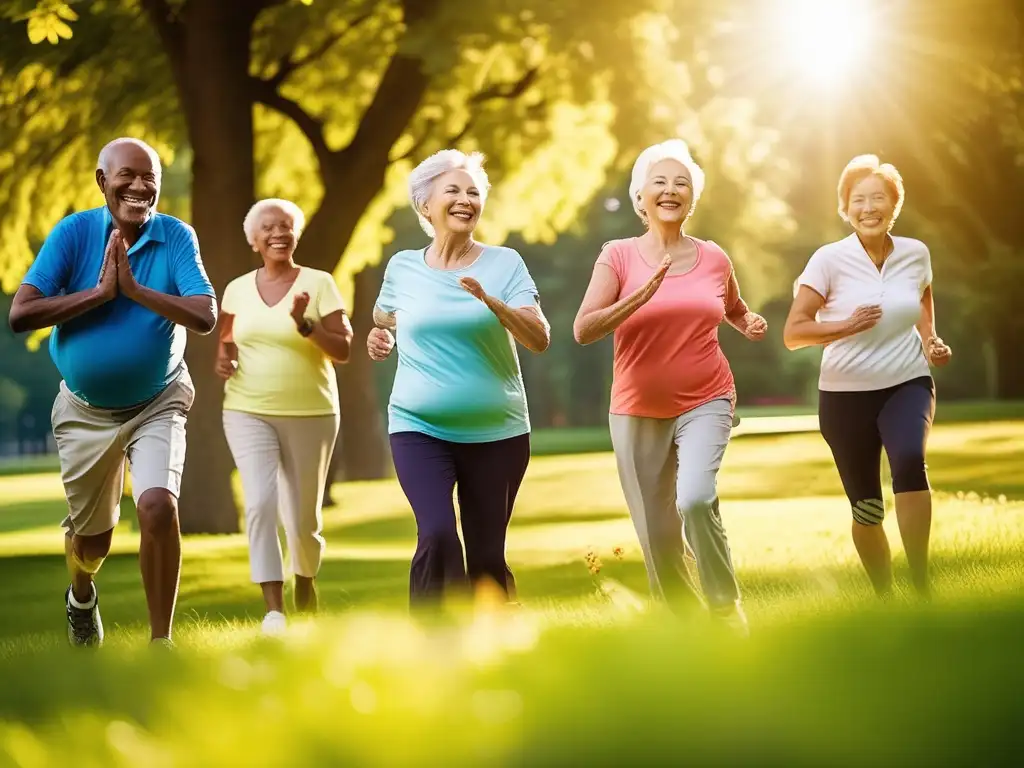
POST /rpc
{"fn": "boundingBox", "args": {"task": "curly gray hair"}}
[242,198,306,247]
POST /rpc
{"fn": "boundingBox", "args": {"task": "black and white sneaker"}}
[65,584,104,647]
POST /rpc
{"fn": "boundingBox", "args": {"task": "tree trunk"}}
[337,263,390,481]
[169,1,260,533]
[993,318,1024,399]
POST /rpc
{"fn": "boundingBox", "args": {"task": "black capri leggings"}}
[818,376,936,526]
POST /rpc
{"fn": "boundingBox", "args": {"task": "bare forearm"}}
[784,318,852,350]
[725,298,751,333]
[130,288,217,334]
[917,291,936,340]
[574,288,649,345]
[308,324,353,363]
[485,299,550,353]
[8,288,109,333]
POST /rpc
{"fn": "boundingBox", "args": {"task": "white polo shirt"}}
[797,234,932,392]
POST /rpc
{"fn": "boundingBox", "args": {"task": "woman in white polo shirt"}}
[783,155,952,598]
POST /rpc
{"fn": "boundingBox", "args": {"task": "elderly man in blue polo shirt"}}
[8,137,217,648]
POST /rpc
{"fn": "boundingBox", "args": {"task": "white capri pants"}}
[223,410,339,584]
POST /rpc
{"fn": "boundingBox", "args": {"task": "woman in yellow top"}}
[216,198,353,635]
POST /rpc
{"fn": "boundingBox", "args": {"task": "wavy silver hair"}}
[628,139,706,223]
[408,149,490,236]
[242,198,306,246]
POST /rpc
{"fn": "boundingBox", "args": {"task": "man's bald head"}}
[96,138,163,176]
[95,138,163,229]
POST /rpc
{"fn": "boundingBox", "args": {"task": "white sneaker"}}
[261,611,287,636]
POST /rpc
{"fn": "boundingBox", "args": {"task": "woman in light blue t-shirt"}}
[368,149,550,608]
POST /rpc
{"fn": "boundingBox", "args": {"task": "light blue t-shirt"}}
[22,207,215,409]
[375,246,539,443]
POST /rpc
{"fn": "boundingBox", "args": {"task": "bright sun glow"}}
[776,0,871,86]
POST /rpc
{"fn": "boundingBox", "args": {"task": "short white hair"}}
[628,139,706,223]
[96,137,163,175]
[243,198,306,246]
[837,154,905,228]
[408,149,490,236]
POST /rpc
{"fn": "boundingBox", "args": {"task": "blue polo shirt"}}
[22,207,215,409]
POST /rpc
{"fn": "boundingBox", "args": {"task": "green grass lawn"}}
[1,419,1023,765]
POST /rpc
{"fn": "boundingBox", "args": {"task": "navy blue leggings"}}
[818,377,936,525]
[389,431,531,606]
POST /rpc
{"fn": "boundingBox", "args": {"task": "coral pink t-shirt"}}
[598,237,739,418]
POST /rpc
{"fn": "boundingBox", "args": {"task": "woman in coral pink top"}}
[574,140,766,632]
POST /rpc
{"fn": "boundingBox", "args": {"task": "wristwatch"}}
[297,319,314,337]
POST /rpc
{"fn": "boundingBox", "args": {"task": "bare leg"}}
[294,576,318,612]
[894,490,932,597]
[136,488,181,640]
[65,528,114,601]
[851,521,893,597]
[261,581,285,613]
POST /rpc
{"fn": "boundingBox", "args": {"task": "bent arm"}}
[573,264,645,345]
[308,309,354,363]
[783,286,850,350]
[723,271,752,334]
[485,299,551,353]
[372,305,396,331]
[130,288,217,335]
[217,312,237,359]
[916,284,936,341]
[8,284,109,334]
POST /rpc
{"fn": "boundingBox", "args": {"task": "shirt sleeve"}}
[375,255,400,314]
[796,247,831,299]
[595,240,625,285]
[921,243,933,292]
[22,216,76,298]
[170,223,216,298]
[503,250,540,309]
[220,279,237,315]
[315,272,346,318]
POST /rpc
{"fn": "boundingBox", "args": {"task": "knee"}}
[889,451,928,493]
[418,527,461,552]
[677,488,718,520]
[852,497,885,526]
[136,489,179,536]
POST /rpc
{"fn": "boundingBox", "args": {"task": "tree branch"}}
[469,67,540,105]
[267,12,375,90]
[250,77,333,167]
[394,67,542,163]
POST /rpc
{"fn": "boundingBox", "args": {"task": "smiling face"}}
[96,143,160,229]
[422,169,482,237]
[638,159,694,226]
[251,205,299,264]
[846,174,896,237]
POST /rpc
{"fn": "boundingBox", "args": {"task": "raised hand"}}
[367,327,395,361]
[845,304,883,335]
[114,232,140,298]
[290,292,311,327]
[742,312,768,341]
[97,230,120,301]
[926,335,952,367]
[458,276,488,303]
[639,255,672,304]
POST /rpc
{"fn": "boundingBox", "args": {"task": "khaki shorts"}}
[51,368,195,537]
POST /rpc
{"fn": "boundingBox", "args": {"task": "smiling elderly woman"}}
[367,149,550,608]
[574,140,767,633]
[783,155,952,599]
[217,198,353,634]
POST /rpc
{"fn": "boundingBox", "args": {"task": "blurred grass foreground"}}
[2,416,1024,766]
